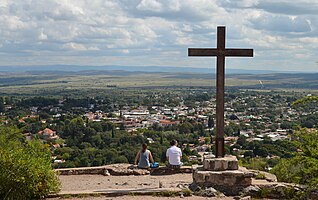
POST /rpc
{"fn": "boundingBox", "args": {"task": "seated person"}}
[166,140,183,168]
[134,143,154,169]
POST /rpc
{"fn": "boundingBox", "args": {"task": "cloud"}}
[63,42,99,51]
[256,1,318,15]
[38,29,48,41]
[0,0,317,71]
[136,0,163,12]
[250,14,312,33]
[127,0,225,22]
[220,0,318,16]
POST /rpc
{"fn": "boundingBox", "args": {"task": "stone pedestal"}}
[192,155,253,196]
[203,155,238,171]
[193,169,253,187]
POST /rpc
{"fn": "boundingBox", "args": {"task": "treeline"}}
[235,136,296,159]
[52,117,202,168]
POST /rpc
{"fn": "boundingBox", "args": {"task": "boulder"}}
[195,187,218,197]
[242,185,261,196]
[252,182,305,199]
[189,182,201,192]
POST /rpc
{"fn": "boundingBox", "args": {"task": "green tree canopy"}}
[0,127,60,199]
[272,128,318,188]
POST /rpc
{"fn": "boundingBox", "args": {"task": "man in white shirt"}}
[166,140,183,167]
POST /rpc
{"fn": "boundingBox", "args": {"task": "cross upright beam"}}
[188,26,253,158]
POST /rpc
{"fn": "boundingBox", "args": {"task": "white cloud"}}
[63,42,87,51]
[122,49,130,54]
[250,14,311,33]
[38,30,48,41]
[137,0,163,12]
[0,0,317,71]
[63,42,99,51]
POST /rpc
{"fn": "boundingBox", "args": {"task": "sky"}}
[0,0,318,72]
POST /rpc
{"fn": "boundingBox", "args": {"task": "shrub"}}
[0,127,60,199]
[271,129,318,188]
[113,155,129,163]
[255,173,266,179]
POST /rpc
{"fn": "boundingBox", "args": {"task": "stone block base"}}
[203,155,238,171]
[193,169,253,187]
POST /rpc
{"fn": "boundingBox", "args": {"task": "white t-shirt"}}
[166,146,182,165]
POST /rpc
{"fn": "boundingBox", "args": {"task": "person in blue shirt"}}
[134,143,154,169]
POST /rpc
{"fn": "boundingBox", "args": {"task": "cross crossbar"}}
[188,48,253,57]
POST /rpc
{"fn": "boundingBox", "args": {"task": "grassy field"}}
[0,70,317,96]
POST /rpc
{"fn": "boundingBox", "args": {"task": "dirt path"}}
[50,196,234,200]
[48,174,237,199]
[59,174,193,192]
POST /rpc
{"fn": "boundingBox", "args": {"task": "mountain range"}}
[0,65,305,74]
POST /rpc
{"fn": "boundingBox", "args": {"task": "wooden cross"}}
[188,26,253,158]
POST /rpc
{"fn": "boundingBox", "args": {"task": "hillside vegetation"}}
[0,127,60,199]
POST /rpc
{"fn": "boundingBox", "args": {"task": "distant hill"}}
[0,65,299,74]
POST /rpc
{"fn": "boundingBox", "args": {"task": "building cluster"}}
[1,91,308,164]
[84,103,213,132]
[82,93,297,144]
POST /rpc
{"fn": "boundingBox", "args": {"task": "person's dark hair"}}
[170,140,177,146]
[141,143,148,152]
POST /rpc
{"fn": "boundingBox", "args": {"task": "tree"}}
[160,133,164,144]
[301,119,315,128]
[225,122,240,136]
[197,123,205,136]
[271,129,318,187]
[0,127,60,199]
[253,147,269,157]
[280,121,294,129]
[0,97,4,113]
[244,151,255,158]
[111,127,116,138]
[229,114,239,120]
[114,155,129,163]
[237,136,247,148]
[208,115,214,130]
[178,122,193,134]
[120,123,125,130]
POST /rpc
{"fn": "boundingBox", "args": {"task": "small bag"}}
[150,162,159,168]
